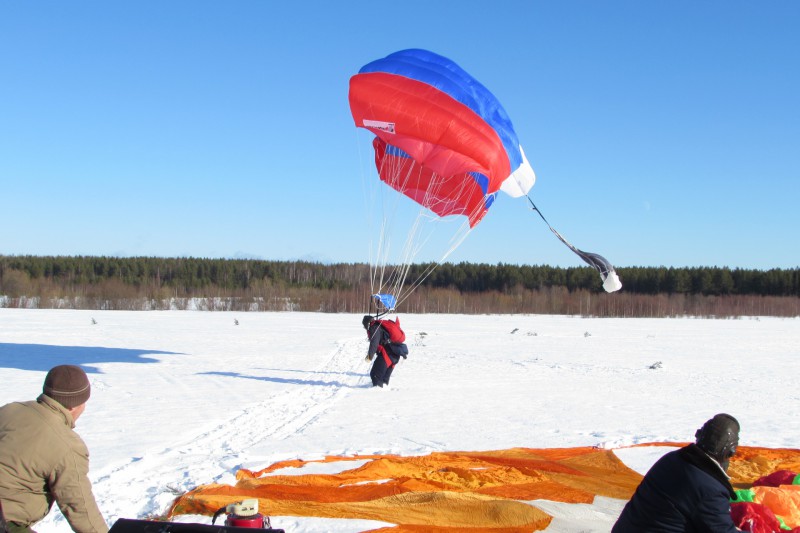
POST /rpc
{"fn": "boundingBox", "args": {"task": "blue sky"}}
[1,1,798,270]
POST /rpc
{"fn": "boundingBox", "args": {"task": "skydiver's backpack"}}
[376,318,408,359]
[378,318,405,343]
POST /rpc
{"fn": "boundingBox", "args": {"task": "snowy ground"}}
[1,309,798,532]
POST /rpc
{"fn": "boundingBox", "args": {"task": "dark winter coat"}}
[612,444,738,532]
[366,322,408,387]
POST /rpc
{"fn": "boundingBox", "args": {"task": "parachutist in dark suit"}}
[362,315,408,388]
[612,413,741,532]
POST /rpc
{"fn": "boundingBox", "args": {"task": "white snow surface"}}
[1,309,798,532]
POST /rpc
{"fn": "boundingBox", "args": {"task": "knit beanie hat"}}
[43,365,91,409]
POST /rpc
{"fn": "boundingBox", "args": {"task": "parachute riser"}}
[524,194,622,293]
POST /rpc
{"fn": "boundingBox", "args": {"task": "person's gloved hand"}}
[365,354,373,362]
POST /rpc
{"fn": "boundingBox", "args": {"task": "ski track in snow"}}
[90,337,367,524]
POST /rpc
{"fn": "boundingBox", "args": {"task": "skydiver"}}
[362,315,408,388]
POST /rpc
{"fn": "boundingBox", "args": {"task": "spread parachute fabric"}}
[725,447,800,531]
[750,486,800,529]
[730,502,784,533]
[169,446,639,532]
[370,138,496,228]
[168,444,800,532]
[752,469,800,487]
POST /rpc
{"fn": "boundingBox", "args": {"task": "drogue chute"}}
[349,49,621,309]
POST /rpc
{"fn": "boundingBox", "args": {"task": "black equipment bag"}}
[109,518,284,533]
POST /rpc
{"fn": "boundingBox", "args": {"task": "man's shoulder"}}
[3,399,84,445]
[675,444,735,497]
[1,399,38,410]
[0,400,43,421]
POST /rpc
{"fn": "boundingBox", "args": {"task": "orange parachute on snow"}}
[169,445,800,532]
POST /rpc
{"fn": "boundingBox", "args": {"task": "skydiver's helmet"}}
[362,315,374,330]
[695,413,740,471]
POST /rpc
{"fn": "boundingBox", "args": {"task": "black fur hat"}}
[362,315,374,330]
[695,413,740,466]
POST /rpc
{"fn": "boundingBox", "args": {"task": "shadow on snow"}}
[200,370,366,389]
[0,343,182,373]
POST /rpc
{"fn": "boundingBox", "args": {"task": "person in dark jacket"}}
[612,413,741,532]
[0,365,108,533]
[362,315,408,388]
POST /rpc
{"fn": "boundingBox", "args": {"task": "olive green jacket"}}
[0,395,108,533]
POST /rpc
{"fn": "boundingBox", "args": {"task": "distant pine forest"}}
[1,255,798,318]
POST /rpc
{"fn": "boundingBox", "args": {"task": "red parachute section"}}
[373,137,493,227]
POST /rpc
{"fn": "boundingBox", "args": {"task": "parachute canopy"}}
[349,49,621,300]
[349,48,536,228]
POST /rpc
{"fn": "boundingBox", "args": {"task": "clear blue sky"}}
[1,1,798,270]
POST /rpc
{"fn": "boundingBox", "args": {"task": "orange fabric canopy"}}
[168,445,800,533]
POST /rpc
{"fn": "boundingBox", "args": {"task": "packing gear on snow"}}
[211,499,279,530]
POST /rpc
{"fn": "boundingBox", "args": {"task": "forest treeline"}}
[1,255,798,317]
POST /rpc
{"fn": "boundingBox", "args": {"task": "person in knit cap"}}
[612,413,741,532]
[0,365,108,533]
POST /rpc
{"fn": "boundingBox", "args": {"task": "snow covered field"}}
[1,309,798,532]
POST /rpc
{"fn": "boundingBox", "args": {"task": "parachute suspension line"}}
[371,176,478,309]
[383,195,434,307]
[391,200,475,310]
[358,132,380,302]
[369,149,423,306]
[393,225,472,310]
[362,134,394,303]
[387,152,424,302]
[365,137,492,308]
[388,168,479,309]
[372,217,392,297]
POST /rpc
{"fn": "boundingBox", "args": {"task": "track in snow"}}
[55,337,368,527]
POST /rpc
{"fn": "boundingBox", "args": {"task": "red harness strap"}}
[378,345,395,368]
